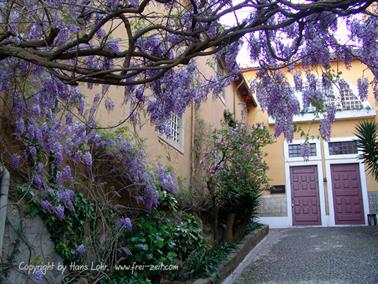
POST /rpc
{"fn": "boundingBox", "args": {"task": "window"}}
[288,143,317,158]
[164,113,183,150]
[216,61,226,102]
[298,79,364,113]
[338,82,363,110]
[328,141,358,155]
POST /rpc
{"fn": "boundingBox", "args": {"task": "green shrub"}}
[181,242,236,280]
[205,120,271,241]
[113,202,204,282]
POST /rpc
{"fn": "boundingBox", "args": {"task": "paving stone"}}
[232,227,378,284]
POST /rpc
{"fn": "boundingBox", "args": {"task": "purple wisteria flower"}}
[320,104,336,141]
[144,184,159,213]
[46,188,55,196]
[300,143,311,161]
[105,97,115,112]
[73,150,82,164]
[31,105,41,116]
[105,40,119,52]
[11,154,21,168]
[116,217,132,231]
[76,244,85,257]
[83,152,93,168]
[54,205,65,221]
[157,163,176,194]
[33,268,44,284]
[36,162,44,174]
[29,147,37,160]
[62,166,74,185]
[293,72,303,92]
[57,189,75,212]
[357,78,369,101]
[65,112,73,126]
[41,200,54,214]
[107,0,120,7]
[253,69,300,142]
[53,142,64,166]
[15,118,25,136]
[129,0,139,7]
[33,175,43,188]
[78,96,85,114]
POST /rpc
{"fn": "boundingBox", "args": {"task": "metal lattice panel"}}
[329,141,358,155]
[288,143,317,158]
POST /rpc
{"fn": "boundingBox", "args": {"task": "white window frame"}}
[159,113,184,153]
[268,83,376,124]
[284,139,322,162]
[323,137,370,226]
[323,136,360,160]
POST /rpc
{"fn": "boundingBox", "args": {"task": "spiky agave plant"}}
[355,121,378,181]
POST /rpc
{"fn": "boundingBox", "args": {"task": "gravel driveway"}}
[227,227,378,284]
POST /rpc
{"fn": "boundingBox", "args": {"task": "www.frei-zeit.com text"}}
[19,262,179,275]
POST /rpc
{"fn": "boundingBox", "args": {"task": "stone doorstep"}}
[192,225,269,284]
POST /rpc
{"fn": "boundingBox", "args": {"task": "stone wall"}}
[0,204,64,284]
[368,192,378,214]
[258,194,287,217]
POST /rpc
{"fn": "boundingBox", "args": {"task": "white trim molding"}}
[284,139,327,227]
[284,138,322,162]
[255,217,291,229]
[285,160,327,227]
[269,108,376,124]
[158,113,185,154]
[323,136,361,160]
[323,137,370,226]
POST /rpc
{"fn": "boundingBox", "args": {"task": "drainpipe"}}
[0,165,10,258]
[190,100,195,188]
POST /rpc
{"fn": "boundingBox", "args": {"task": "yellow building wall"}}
[73,5,249,189]
[243,60,378,195]
[80,55,246,189]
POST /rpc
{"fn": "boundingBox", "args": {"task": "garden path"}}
[224,227,378,284]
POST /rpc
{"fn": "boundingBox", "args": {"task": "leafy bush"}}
[180,222,262,281]
[44,192,96,263]
[112,193,205,282]
[205,119,271,241]
[19,185,97,264]
[355,121,378,180]
[181,242,236,280]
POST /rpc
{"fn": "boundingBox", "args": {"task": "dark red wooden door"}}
[331,163,365,224]
[290,166,321,225]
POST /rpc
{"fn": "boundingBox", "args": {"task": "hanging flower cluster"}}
[2,61,177,222]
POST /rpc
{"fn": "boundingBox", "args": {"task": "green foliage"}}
[158,190,178,212]
[41,192,96,263]
[123,214,177,265]
[209,123,271,219]
[112,208,204,282]
[223,110,237,128]
[244,222,262,235]
[355,121,378,180]
[180,222,261,280]
[182,242,236,280]
[173,212,204,261]
[11,126,204,283]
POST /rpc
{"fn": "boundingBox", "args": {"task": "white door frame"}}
[284,139,327,226]
[323,137,370,226]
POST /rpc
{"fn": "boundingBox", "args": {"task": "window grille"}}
[299,79,363,113]
[328,141,358,155]
[338,83,363,110]
[288,143,317,158]
[166,113,182,144]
